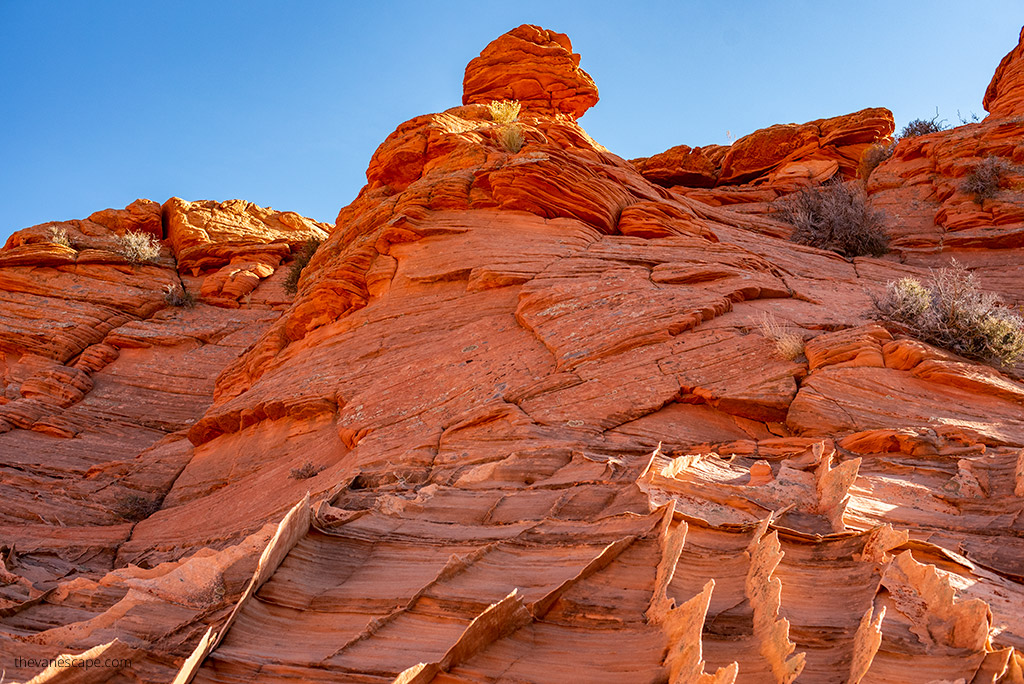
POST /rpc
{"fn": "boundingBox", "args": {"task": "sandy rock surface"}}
[3,22,1024,684]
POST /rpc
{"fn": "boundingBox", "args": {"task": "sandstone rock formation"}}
[985,26,1024,120]
[463,24,599,118]
[2,22,1024,684]
[632,108,895,212]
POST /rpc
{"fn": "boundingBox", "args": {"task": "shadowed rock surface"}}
[2,22,1024,684]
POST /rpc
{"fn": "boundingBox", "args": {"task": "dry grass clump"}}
[283,238,322,295]
[48,225,72,248]
[497,124,525,153]
[858,142,895,180]
[486,99,521,123]
[875,262,1024,366]
[163,283,197,307]
[116,230,161,263]
[758,312,804,360]
[289,461,325,480]
[780,180,889,257]
[961,156,1012,204]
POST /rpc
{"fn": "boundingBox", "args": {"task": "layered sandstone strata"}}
[1,22,1024,684]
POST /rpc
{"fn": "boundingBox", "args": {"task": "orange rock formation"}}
[2,22,1024,684]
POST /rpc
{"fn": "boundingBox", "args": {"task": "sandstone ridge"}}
[2,23,1024,684]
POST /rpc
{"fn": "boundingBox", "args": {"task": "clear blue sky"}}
[2,1,1020,243]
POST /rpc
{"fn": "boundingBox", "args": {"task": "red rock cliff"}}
[2,23,1024,684]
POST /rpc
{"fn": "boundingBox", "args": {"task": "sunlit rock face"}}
[3,22,1024,684]
[985,26,1024,120]
[462,24,599,119]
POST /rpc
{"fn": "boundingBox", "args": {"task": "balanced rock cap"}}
[463,24,599,119]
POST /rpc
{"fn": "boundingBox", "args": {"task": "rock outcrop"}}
[2,22,1024,684]
[634,107,894,192]
[985,26,1024,120]
[463,24,599,118]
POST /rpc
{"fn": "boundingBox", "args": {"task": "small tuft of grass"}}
[116,230,161,263]
[486,100,521,123]
[875,261,1024,366]
[758,312,804,360]
[48,226,72,248]
[163,283,197,307]
[497,124,525,153]
[283,238,322,295]
[858,142,895,180]
[961,156,1012,204]
[289,461,325,480]
[780,180,889,258]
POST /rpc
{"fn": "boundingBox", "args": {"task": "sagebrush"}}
[283,238,322,295]
[487,100,521,123]
[116,230,161,263]
[961,156,1012,204]
[875,262,1024,366]
[780,180,889,257]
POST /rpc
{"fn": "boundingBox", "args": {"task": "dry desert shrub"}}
[898,114,946,139]
[116,493,161,521]
[858,142,895,180]
[961,156,1012,204]
[758,312,804,360]
[497,123,525,153]
[487,99,521,123]
[780,180,889,257]
[283,238,322,295]
[875,262,1024,366]
[163,283,197,307]
[957,110,980,125]
[116,230,161,263]
[289,461,325,480]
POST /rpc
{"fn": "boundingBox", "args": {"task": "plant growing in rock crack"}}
[486,99,521,123]
[48,225,73,248]
[163,283,197,307]
[115,230,162,263]
[961,156,1013,204]
[283,238,323,295]
[779,179,889,258]
[497,124,525,153]
[289,461,325,480]
[874,261,1024,366]
[758,312,804,360]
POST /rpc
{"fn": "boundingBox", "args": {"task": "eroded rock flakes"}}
[2,21,1024,684]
